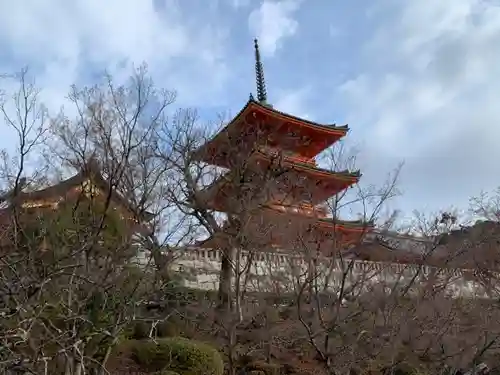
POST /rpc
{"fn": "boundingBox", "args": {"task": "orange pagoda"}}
[193,39,373,256]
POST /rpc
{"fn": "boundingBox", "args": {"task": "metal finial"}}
[254,38,268,104]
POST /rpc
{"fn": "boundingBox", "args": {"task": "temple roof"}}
[251,147,361,178]
[246,99,348,132]
[4,159,154,222]
[318,217,374,230]
[347,222,500,271]
[199,150,361,209]
[216,200,373,232]
[261,205,373,233]
[193,99,349,165]
[432,220,500,270]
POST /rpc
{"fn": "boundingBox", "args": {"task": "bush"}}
[156,320,181,338]
[131,320,150,339]
[124,318,182,340]
[131,337,223,375]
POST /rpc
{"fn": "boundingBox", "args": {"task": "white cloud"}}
[338,0,500,211]
[0,0,230,115]
[274,86,311,119]
[3,0,499,216]
[248,0,302,57]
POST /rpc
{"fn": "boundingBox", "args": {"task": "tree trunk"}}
[218,249,233,308]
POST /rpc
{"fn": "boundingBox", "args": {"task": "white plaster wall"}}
[170,248,492,299]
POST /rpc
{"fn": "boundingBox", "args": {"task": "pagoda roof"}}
[193,99,349,166]
[244,99,347,132]
[262,204,373,233]
[252,147,361,178]
[318,217,374,231]
[196,204,373,250]
[5,160,154,222]
[200,149,360,209]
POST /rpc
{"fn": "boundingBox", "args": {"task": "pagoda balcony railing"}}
[268,202,328,218]
[258,146,317,167]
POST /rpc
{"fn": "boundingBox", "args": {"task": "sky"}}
[0,0,500,218]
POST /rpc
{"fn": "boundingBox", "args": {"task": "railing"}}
[174,247,486,279]
[258,146,317,167]
[267,203,328,218]
[171,247,492,298]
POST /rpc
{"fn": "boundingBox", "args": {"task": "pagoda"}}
[193,39,373,256]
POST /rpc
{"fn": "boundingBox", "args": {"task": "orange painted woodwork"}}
[193,40,373,252]
[193,100,373,250]
[193,100,349,169]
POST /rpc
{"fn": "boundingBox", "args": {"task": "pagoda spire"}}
[254,38,269,104]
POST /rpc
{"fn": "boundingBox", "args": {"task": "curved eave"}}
[11,170,155,223]
[263,205,373,233]
[196,236,218,249]
[196,232,232,249]
[199,150,361,194]
[253,149,361,182]
[193,99,349,163]
[199,166,360,211]
[248,99,349,134]
[317,218,375,233]
[14,174,84,202]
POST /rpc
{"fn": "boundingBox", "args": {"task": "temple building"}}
[0,158,153,249]
[192,39,374,257]
[170,40,498,299]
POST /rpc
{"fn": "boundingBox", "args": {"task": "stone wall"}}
[169,247,492,299]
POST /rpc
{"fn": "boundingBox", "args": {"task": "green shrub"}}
[131,337,223,375]
[155,320,181,338]
[132,320,150,339]
[123,318,183,341]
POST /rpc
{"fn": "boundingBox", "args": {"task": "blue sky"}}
[1,0,500,218]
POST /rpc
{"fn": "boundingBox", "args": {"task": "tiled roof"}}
[4,161,154,222]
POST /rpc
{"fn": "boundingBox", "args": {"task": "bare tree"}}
[0,67,48,212]
[46,65,185,278]
[154,107,311,309]
[0,66,185,375]
[6,64,500,375]
[283,145,403,374]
